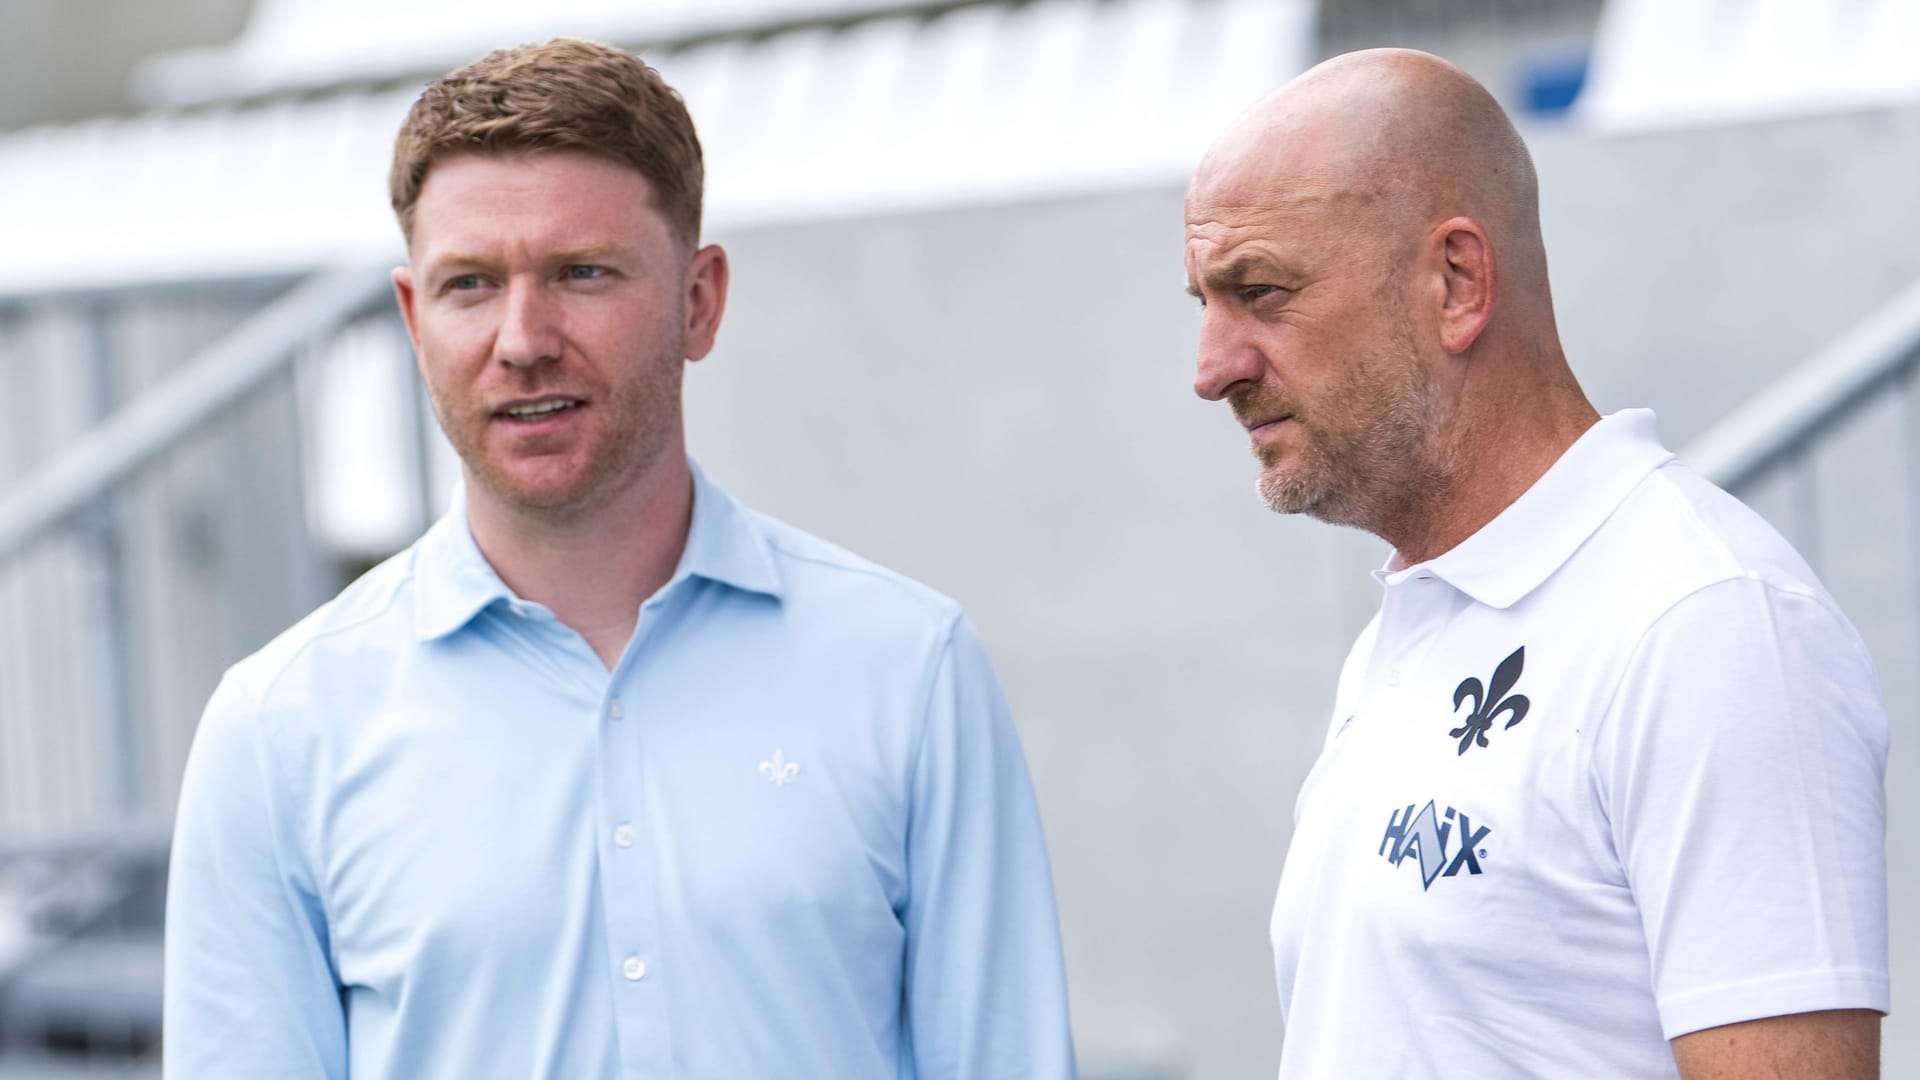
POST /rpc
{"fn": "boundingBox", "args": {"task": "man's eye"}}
[448,275,483,291]
[565,265,605,281]
[1242,284,1280,301]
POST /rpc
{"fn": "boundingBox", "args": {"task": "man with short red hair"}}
[165,38,1076,1079]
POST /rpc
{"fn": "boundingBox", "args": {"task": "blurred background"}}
[1,0,1916,1076]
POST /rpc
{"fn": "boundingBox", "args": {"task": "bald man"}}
[1186,50,1888,1079]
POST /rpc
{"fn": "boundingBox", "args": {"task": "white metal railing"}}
[0,265,400,851]
[0,266,393,565]
[1681,276,1920,575]
[0,267,397,1070]
[1684,276,1920,493]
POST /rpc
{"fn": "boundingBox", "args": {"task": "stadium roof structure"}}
[12,0,1919,300]
[128,0,1005,108]
[0,0,1315,299]
[1581,0,1920,129]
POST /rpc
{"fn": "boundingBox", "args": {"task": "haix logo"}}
[1379,800,1491,890]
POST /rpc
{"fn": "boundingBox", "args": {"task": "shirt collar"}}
[413,458,783,642]
[1377,409,1675,609]
[677,458,784,602]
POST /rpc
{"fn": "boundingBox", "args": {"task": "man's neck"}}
[464,456,694,671]
[1385,382,1600,567]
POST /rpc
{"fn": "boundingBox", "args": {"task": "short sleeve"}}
[1590,577,1889,1038]
[164,673,348,1078]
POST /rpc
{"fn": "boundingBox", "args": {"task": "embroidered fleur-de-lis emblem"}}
[759,748,799,787]
[1448,646,1531,755]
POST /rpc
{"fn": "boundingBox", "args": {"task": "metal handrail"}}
[0,264,394,566]
[1683,275,1920,491]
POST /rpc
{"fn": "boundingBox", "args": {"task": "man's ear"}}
[683,244,730,362]
[392,265,425,373]
[1431,216,1496,355]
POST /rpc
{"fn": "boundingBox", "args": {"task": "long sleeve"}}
[164,674,347,1079]
[902,616,1077,1080]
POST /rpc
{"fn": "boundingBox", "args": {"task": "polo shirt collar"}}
[1379,409,1674,609]
[413,458,783,642]
[677,458,784,601]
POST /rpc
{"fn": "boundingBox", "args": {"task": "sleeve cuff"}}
[1659,967,1890,1039]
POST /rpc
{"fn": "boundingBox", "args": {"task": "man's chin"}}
[472,469,600,520]
[1256,468,1319,517]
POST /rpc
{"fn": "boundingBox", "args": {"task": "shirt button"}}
[608,700,624,721]
[1386,667,1402,686]
[623,956,646,981]
[613,825,635,848]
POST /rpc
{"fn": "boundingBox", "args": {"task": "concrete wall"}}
[687,103,1920,1077]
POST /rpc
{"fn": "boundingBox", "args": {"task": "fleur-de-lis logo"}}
[1448,646,1530,755]
[759,748,799,787]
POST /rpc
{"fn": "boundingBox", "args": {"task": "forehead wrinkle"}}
[1188,172,1380,231]
[1186,184,1374,274]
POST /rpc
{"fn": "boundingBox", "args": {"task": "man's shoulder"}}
[744,508,964,637]
[219,542,422,705]
[1550,458,1873,685]
[1590,459,1830,607]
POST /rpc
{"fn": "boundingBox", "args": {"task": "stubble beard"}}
[434,338,688,528]
[1247,333,1448,536]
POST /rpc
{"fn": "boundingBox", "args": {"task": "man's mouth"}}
[497,398,582,420]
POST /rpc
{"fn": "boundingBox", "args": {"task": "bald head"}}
[1191,48,1546,299]
[1186,49,1597,560]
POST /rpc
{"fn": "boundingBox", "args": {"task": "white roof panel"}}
[1580,0,1920,130]
[134,0,969,107]
[1,0,1314,297]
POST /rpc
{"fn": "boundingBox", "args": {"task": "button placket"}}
[1374,574,1455,695]
[597,626,680,1072]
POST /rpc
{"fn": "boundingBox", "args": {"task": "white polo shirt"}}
[1270,410,1889,1079]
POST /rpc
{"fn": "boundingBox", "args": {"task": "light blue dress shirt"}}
[163,463,1076,1079]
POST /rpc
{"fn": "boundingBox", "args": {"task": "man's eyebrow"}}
[424,244,630,273]
[424,252,488,273]
[1189,254,1287,295]
[552,243,626,263]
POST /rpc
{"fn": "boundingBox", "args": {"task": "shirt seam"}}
[1577,464,1827,839]
[218,670,345,984]
[240,569,418,955]
[1579,571,1737,876]
[1646,465,1829,606]
[1578,571,1841,881]
[246,570,417,705]
[1659,966,1891,1038]
[761,533,958,628]
[900,610,964,916]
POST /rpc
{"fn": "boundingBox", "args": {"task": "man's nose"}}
[1193,312,1263,401]
[494,278,562,369]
